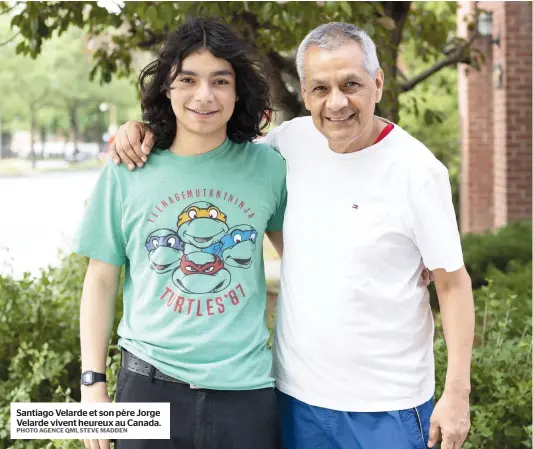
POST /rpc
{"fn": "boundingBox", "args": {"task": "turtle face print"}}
[145,229,184,273]
[177,202,229,250]
[145,199,259,297]
[218,225,257,269]
[172,252,231,294]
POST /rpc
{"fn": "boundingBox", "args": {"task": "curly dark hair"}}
[139,17,273,148]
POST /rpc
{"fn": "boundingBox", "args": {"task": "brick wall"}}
[458,2,532,233]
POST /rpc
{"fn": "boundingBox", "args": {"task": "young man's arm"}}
[428,266,474,449]
[80,259,121,449]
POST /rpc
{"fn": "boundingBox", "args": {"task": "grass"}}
[0,158,105,176]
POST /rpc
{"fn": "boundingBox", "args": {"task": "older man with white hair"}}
[110,22,473,449]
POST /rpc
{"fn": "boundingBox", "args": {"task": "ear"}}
[235,96,239,102]
[374,69,384,104]
[165,89,171,100]
[301,85,311,112]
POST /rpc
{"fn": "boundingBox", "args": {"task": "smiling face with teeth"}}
[177,202,229,250]
[219,225,258,269]
[301,41,384,154]
[166,49,237,144]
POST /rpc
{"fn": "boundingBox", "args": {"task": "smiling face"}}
[220,225,257,269]
[172,252,231,294]
[145,229,184,273]
[166,49,237,141]
[177,202,229,249]
[301,41,384,153]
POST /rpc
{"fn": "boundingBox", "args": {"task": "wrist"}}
[81,370,107,386]
[444,380,471,396]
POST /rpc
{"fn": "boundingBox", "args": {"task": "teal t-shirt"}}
[72,138,287,390]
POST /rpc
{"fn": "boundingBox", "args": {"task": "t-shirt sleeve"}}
[259,129,279,152]
[260,120,294,157]
[71,161,126,266]
[410,163,464,272]
[266,149,287,232]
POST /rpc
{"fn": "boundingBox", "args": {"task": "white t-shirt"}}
[264,116,464,412]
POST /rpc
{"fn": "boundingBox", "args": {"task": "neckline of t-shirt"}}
[159,137,232,163]
[322,119,401,160]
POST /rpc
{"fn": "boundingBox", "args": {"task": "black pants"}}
[114,366,280,449]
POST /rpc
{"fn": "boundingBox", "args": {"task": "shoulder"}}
[238,140,286,165]
[390,126,449,192]
[238,141,287,186]
[111,148,169,179]
[263,115,318,155]
[392,126,448,175]
[267,115,315,141]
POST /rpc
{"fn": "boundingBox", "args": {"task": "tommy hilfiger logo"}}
[352,204,359,209]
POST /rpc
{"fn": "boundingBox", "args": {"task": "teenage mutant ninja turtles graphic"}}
[173,252,231,294]
[145,229,184,273]
[177,202,229,253]
[145,201,257,295]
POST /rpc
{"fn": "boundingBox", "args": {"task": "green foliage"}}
[0,255,123,449]
[428,220,532,309]
[0,19,140,137]
[462,221,532,289]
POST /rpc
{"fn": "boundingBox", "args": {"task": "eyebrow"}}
[309,73,365,85]
[178,69,235,77]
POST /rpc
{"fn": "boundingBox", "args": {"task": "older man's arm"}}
[266,231,283,257]
[109,121,155,170]
[427,266,474,449]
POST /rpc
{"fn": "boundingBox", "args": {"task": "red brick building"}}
[458,1,532,233]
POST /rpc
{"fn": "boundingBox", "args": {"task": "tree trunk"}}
[69,104,80,162]
[40,126,46,158]
[29,105,36,170]
[374,1,412,123]
[266,52,308,121]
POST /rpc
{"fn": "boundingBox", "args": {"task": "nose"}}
[194,81,215,103]
[326,88,348,112]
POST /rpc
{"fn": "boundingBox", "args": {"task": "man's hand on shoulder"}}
[109,121,156,170]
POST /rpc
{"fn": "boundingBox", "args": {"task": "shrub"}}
[429,220,531,310]
[0,255,123,449]
[462,220,532,289]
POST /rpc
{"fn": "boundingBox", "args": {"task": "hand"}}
[109,120,156,170]
[81,384,112,449]
[428,389,470,448]
[421,267,434,287]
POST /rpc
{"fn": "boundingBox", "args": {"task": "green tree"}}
[0,1,483,122]
[0,18,140,159]
[42,26,140,154]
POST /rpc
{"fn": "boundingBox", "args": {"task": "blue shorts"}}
[277,390,435,449]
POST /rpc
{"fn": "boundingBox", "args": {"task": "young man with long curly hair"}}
[73,18,285,449]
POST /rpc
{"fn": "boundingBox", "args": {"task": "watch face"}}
[83,372,94,384]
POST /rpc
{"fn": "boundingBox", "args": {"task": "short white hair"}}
[296,22,381,82]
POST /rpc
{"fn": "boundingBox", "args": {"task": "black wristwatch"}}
[81,371,107,386]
